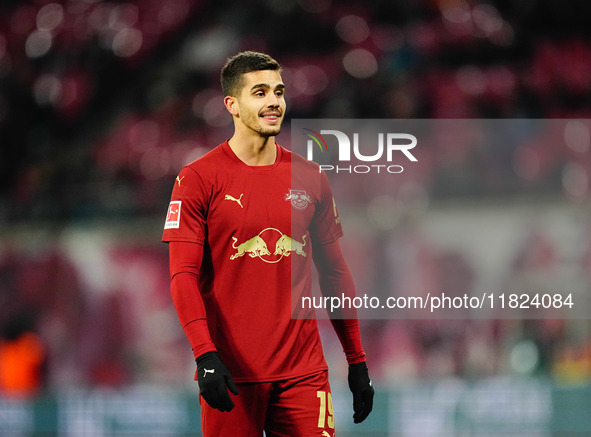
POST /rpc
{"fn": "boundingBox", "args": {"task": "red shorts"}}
[200,370,335,437]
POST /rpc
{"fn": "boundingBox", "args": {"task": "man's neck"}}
[228,134,277,166]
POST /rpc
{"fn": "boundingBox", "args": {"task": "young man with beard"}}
[163,51,373,436]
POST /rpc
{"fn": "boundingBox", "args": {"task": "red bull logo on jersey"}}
[230,228,307,263]
[274,234,307,257]
[285,189,312,210]
[230,235,271,260]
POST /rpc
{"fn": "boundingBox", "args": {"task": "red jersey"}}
[162,141,343,382]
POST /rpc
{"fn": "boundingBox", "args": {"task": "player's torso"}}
[205,162,316,266]
[163,143,329,381]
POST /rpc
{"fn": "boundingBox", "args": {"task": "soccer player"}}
[162,51,373,436]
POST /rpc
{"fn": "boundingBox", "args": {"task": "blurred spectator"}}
[0,312,46,397]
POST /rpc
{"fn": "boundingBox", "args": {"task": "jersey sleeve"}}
[169,241,216,360]
[162,166,209,244]
[310,170,344,245]
[313,239,366,364]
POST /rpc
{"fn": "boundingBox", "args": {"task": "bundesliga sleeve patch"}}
[164,200,182,229]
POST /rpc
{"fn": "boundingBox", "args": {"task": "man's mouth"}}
[261,112,281,123]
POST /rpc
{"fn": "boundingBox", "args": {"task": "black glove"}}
[196,351,239,412]
[348,361,374,423]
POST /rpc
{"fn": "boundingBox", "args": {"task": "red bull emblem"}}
[230,228,307,263]
[285,189,312,210]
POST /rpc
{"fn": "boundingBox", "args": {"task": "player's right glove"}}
[196,351,239,412]
[348,361,374,423]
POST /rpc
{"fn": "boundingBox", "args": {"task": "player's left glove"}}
[196,351,239,412]
[348,361,374,423]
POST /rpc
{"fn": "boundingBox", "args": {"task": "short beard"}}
[255,125,282,137]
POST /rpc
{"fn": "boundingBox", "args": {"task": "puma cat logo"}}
[224,193,244,208]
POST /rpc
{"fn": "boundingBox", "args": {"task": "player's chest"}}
[206,174,316,235]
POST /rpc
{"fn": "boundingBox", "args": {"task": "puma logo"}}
[224,193,244,208]
[176,176,185,187]
[203,368,215,377]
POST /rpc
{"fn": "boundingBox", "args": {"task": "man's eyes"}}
[253,90,284,97]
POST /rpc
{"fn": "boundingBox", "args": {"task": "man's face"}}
[233,70,286,137]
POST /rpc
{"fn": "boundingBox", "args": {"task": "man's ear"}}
[224,96,239,116]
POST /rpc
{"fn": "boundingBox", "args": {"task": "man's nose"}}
[267,93,280,107]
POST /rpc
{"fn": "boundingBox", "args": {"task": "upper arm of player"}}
[309,170,343,246]
[163,166,210,245]
[312,238,348,283]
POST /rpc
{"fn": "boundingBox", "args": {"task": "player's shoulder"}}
[179,143,228,178]
[282,146,323,176]
[170,143,228,192]
[185,143,226,171]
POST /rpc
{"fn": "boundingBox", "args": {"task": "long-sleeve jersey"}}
[162,141,364,382]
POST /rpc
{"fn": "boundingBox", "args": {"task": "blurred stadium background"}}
[1,0,590,435]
